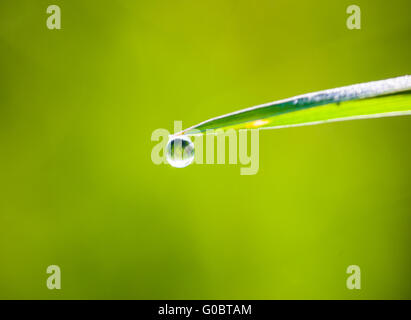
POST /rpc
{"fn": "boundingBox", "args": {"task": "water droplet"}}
[166,136,195,168]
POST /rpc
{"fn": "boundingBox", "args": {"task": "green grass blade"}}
[179,76,411,135]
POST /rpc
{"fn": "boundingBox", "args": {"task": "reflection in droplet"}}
[166,136,195,168]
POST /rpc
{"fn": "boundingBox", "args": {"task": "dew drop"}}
[166,136,195,168]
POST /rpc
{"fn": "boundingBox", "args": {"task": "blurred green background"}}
[0,0,410,299]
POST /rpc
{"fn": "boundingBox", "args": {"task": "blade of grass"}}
[179,75,411,135]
